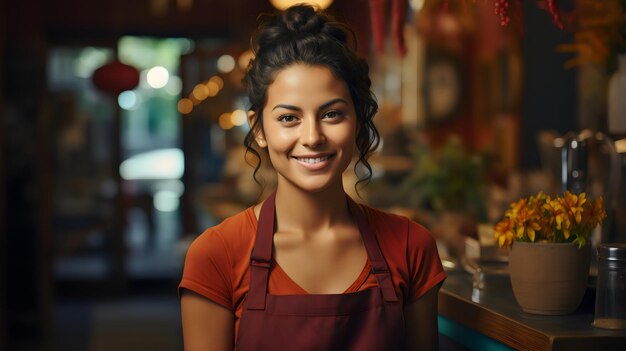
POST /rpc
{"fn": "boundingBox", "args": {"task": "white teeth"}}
[297,155,331,164]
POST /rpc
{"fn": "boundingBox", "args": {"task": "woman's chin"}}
[279,176,344,195]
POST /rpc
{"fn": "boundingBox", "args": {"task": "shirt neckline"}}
[244,206,372,295]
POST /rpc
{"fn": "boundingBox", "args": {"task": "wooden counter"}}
[438,269,626,351]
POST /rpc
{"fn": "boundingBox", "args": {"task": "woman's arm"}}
[181,290,234,351]
[404,282,442,351]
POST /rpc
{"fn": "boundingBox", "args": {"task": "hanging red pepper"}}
[546,0,564,30]
[494,0,563,31]
[391,0,408,56]
[370,0,386,55]
[494,0,511,26]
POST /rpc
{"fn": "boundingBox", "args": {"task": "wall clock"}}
[422,53,464,125]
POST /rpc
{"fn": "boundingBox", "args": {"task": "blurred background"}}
[2,0,626,350]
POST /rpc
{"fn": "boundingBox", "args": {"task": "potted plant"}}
[402,136,489,257]
[494,191,607,315]
[404,137,488,219]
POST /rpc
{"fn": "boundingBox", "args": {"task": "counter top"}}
[438,269,626,351]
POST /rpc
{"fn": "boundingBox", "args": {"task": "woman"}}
[179,5,446,350]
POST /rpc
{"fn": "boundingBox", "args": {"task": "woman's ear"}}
[248,110,267,148]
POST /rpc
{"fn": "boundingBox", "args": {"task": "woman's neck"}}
[274,180,352,236]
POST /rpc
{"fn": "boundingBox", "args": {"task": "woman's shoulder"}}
[358,203,430,236]
[357,202,437,256]
[180,208,257,309]
[189,206,257,254]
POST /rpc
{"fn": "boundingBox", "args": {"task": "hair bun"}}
[281,5,326,34]
[253,4,348,53]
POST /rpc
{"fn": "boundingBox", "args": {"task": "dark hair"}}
[243,4,380,191]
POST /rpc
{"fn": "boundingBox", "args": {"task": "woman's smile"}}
[292,153,336,170]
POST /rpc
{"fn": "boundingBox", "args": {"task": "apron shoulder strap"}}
[347,197,399,303]
[247,192,276,310]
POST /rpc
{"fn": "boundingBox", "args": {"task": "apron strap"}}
[347,198,399,303]
[247,192,399,311]
[246,192,276,310]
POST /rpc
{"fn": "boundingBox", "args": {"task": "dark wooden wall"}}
[521,0,578,169]
[1,0,7,347]
[22,0,370,51]
[4,0,50,340]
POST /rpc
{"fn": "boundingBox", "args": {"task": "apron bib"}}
[236,192,405,351]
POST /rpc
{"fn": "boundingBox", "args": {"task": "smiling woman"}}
[179,4,446,351]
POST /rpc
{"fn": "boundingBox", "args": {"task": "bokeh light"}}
[206,81,220,97]
[178,98,193,114]
[75,47,112,78]
[190,95,201,106]
[269,0,333,10]
[119,148,184,180]
[118,90,141,110]
[217,55,236,73]
[192,84,209,100]
[219,113,234,130]
[238,50,255,71]
[165,75,183,95]
[154,190,180,212]
[231,109,247,126]
[146,66,170,88]
[409,0,425,11]
[209,76,224,90]
[616,138,626,153]
[178,38,195,54]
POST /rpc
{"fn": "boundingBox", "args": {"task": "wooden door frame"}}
[1,0,7,346]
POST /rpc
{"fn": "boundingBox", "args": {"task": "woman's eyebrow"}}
[318,98,348,110]
[272,104,301,112]
[271,98,348,112]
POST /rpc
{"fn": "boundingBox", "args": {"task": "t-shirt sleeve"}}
[178,229,233,311]
[406,221,447,303]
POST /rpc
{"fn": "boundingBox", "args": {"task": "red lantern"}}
[92,60,140,95]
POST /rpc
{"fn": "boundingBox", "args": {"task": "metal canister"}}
[594,243,626,329]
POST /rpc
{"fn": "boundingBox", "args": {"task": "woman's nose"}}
[301,117,325,147]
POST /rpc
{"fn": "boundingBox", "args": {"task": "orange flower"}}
[562,191,586,224]
[494,218,516,247]
[544,198,572,239]
[513,205,542,242]
[493,191,606,248]
[505,197,527,219]
[590,197,607,226]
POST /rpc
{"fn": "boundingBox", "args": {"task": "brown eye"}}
[322,110,343,120]
[278,114,298,124]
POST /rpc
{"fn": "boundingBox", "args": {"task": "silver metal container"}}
[594,243,626,329]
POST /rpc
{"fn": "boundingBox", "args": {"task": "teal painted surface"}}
[438,315,514,351]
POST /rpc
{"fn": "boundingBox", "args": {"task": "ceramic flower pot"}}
[509,242,591,315]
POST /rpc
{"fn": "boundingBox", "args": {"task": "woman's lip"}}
[292,153,334,159]
[292,153,336,170]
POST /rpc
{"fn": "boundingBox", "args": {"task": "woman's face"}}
[255,64,358,193]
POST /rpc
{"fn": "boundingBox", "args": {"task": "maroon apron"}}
[236,192,405,351]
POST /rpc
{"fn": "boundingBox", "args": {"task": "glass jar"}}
[594,243,626,329]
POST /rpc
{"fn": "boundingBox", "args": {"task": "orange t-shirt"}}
[179,203,446,340]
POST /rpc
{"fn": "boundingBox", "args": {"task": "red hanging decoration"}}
[92,60,140,95]
[494,0,512,26]
[369,0,408,57]
[391,0,408,56]
[545,0,564,30]
[370,0,386,55]
[495,0,564,30]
